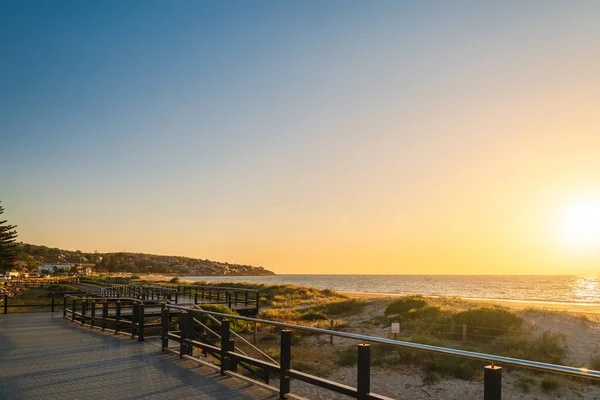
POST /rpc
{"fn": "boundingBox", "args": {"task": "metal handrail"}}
[166,304,600,380]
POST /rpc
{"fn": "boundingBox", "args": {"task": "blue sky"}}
[2,1,599,273]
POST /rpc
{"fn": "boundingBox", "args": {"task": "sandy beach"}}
[341,291,600,314]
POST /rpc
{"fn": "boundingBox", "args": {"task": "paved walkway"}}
[0,313,278,400]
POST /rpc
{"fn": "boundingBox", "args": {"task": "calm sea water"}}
[178,275,600,304]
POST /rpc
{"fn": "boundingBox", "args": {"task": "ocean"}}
[178,274,600,305]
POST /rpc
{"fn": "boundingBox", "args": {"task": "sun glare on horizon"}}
[560,200,600,249]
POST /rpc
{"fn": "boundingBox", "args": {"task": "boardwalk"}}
[0,313,278,400]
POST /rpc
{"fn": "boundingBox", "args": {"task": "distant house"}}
[4,271,20,278]
[37,263,73,274]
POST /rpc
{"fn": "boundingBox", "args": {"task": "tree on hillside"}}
[0,200,18,272]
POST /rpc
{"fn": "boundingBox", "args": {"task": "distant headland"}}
[14,243,276,276]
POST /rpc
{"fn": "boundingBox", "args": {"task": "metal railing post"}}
[138,303,145,342]
[280,330,291,399]
[357,343,371,400]
[220,319,231,375]
[161,305,169,351]
[484,365,502,400]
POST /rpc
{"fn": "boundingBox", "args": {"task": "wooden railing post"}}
[71,299,76,321]
[132,302,139,339]
[194,290,198,304]
[484,365,502,400]
[180,312,188,359]
[280,330,291,399]
[185,310,194,355]
[90,299,96,328]
[80,299,87,326]
[220,319,231,375]
[102,301,108,331]
[138,303,145,342]
[161,305,169,351]
[245,291,249,306]
[357,343,371,400]
[63,295,67,317]
[115,300,121,334]
[4,293,8,314]
[51,292,55,312]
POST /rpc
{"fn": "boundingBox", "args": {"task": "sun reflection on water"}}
[572,276,600,302]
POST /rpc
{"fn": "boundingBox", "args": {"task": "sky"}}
[1,1,600,274]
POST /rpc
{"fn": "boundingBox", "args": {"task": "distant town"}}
[2,243,275,278]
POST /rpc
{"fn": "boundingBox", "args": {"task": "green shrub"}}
[515,375,535,393]
[452,308,523,342]
[195,304,250,332]
[540,375,562,393]
[335,348,358,367]
[385,296,427,316]
[489,331,567,364]
[316,299,367,316]
[424,356,481,381]
[170,277,180,283]
[46,284,77,292]
[299,310,329,321]
[259,308,301,322]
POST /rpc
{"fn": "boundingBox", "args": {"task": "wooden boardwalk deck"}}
[0,313,278,400]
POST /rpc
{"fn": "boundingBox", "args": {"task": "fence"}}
[77,281,177,301]
[2,291,87,314]
[161,303,600,400]
[63,294,164,340]
[176,284,260,315]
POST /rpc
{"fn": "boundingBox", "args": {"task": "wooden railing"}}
[176,284,260,315]
[63,294,164,340]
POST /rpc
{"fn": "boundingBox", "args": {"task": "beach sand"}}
[341,291,600,314]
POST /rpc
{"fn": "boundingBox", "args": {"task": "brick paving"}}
[0,313,278,400]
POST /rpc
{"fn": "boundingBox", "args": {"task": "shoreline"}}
[138,273,600,313]
[341,291,600,314]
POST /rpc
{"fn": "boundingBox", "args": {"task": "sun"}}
[561,200,600,248]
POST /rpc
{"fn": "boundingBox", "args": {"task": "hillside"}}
[15,243,276,276]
